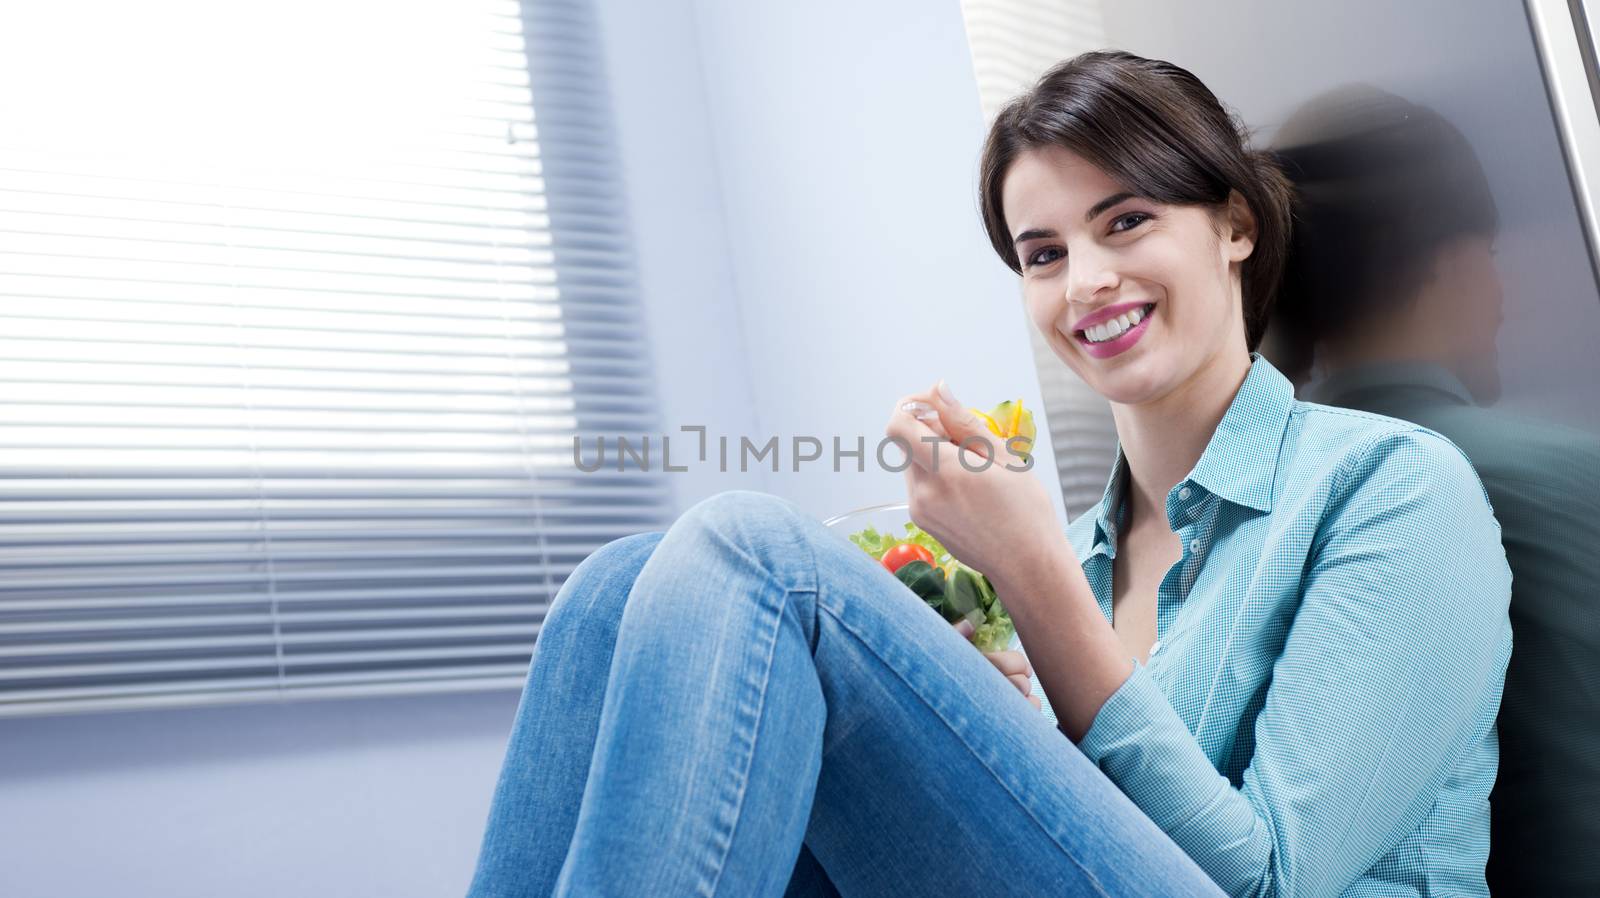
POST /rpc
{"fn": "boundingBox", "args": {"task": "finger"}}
[1028,695,1042,710]
[953,618,975,641]
[931,380,996,461]
[900,399,951,440]
[1007,673,1031,696]
[896,392,953,448]
[897,394,944,425]
[884,400,948,473]
[892,389,942,421]
[984,650,1031,678]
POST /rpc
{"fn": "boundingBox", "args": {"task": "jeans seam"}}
[797,505,825,654]
[813,596,1117,898]
[704,499,825,894]
[699,578,796,897]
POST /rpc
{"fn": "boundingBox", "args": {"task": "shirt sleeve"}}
[1074,430,1513,898]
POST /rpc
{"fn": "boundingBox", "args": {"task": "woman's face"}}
[1002,145,1256,407]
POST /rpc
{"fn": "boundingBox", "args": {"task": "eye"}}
[1111,212,1150,233]
[1025,246,1065,268]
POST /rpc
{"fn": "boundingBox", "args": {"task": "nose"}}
[1063,242,1120,306]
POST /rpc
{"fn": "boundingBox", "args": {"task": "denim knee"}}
[542,530,664,637]
[675,489,820,590]
[678,489,805,539]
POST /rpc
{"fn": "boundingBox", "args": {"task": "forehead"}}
[1000,145,1126,234]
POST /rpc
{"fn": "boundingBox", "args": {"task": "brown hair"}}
[978,50,1294,351]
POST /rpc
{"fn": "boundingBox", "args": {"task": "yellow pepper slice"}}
[968,408,1004,438]
[962,399,1037,462]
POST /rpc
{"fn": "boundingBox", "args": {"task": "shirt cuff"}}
[1075,658,1162,764]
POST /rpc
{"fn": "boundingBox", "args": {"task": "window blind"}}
[0,0,673,716]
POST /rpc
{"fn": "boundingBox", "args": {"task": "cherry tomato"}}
[880,542,935,574]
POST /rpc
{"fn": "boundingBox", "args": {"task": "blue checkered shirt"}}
[1017,353,1512,897]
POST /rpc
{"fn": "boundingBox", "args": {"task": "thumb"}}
[934,380,993,460]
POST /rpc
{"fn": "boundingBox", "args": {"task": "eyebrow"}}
[1011,192,1138,246]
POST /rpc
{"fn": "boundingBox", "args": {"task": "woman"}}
[468,50,1511,897]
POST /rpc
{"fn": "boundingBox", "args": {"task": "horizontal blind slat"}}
[0,666,536,712]
[0,0,673,716]
[0,644,540,683]
[0,674,532,719]
[0,623,553,659]
[0,582,561,613]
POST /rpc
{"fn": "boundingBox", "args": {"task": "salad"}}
[846,521,1015,654]
[837,398,1037,653]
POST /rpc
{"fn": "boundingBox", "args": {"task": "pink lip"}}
[1071,300,1153,333]
[1074,304,1154,359]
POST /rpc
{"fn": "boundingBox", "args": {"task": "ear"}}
[1221,189,1258,264]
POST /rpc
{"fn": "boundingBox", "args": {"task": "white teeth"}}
[1081,305,1153,344]
[1091,315,1130,343]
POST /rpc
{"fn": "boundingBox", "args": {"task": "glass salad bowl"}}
[822,501,1017,653]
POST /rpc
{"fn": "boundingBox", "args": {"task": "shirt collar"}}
[1303,360,1475,408]
[1090,452,1128,557]
[1091,353,1294,555]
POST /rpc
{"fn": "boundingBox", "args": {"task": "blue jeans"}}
[468,490,1225,897]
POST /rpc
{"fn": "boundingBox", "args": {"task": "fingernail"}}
[900,400,938,421]
[936,379,958,406]
[955,619,975,639]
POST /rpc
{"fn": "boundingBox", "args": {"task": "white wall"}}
[0,2,1063,897]
[601,0,765,510]
[682,0,1065,521]
[0,692,520,898]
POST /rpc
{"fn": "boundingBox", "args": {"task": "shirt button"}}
[1188,538,1201,553]
[1178,487,1192,501]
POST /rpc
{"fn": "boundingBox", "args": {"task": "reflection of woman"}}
[1263,85,1505,401]
[468,51,1511,897]
[1269,86,1600,895]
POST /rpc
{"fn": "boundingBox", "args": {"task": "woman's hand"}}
[884,379,1063,598]
[955,619,1040,710]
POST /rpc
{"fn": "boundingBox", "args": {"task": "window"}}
[0,0,672,715]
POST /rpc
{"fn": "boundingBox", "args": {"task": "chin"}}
[1067,353,1173,406]
[1090,368,1171,406]
[1046,306,1181,402]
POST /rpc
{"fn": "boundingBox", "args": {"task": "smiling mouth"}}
[1074,303,1155,344]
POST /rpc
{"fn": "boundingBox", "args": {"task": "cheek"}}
[1023,284,1092,374]
[1022,282,1059,333]
[1141,244,1217,326]
[1181,266,1239,338]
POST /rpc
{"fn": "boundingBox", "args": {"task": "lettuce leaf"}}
[970,598,1015,654]
[845,519,1015,654]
